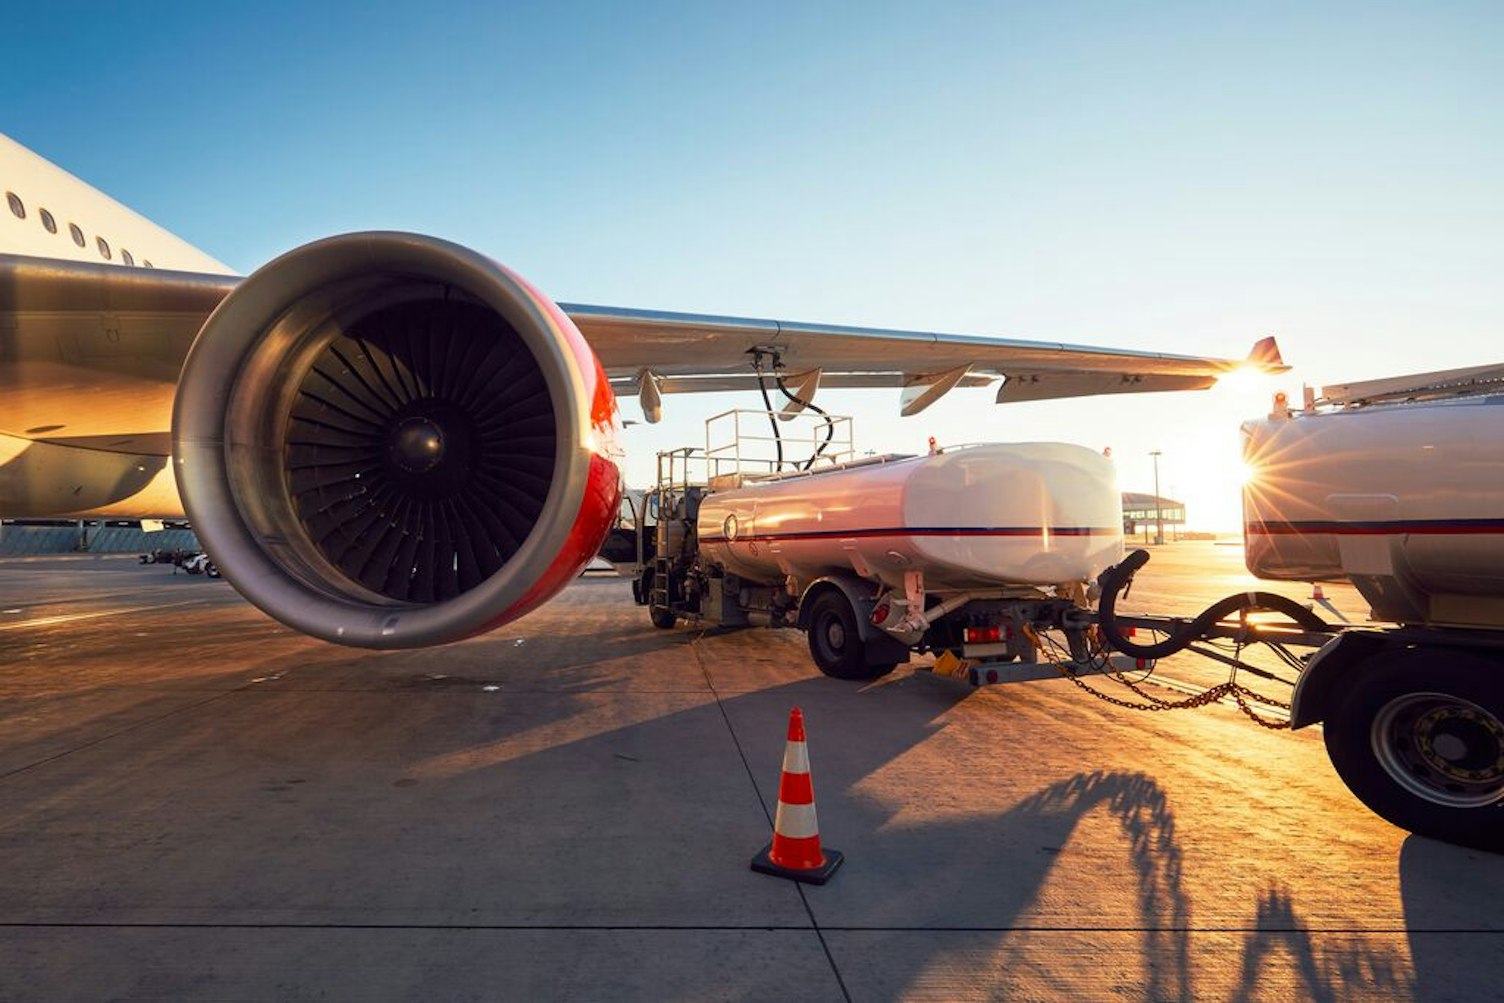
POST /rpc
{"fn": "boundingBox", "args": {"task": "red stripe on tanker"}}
[1241,396,1504,598]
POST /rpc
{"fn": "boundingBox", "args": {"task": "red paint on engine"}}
[467,282,623,635]
[479,449,622,631]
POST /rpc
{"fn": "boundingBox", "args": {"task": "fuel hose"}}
[1096,549,1329,660]
[753,363,785,471]
[775,373,835,470]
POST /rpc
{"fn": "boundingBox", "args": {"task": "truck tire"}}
[638,567,676,628]
[807,591,896,681]
[1323,649,1504,852]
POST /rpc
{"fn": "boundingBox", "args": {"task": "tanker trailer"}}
[1090,365,1504,851]
[636,438,1126,681]
[1237,368,1504,850]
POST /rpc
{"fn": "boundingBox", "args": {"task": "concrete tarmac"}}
[1,546,1502,1000]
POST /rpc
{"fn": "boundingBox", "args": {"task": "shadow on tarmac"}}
[1005,771,1195,1001]
[818,758,1426,1000]
[4,588,1500,998]
[1229,886,1412,1002]
[1398,834,1504,1001]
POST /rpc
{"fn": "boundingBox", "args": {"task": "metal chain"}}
[1056,663,1292,730]
[1228,686,1294,730]
[1032,625,1294,730]
[1117,660,1290,715]
[1231,682,1290,710]
[1058,666,1228,711]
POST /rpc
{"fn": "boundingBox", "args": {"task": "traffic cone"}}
[751,707,844,884]
[1311,583,1325,600]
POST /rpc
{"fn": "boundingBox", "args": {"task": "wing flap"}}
[607,371,996,396]
[997,372,1217,404]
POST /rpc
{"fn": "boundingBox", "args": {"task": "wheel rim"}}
[815,610,847,661]
[1370,691,1504,808]
[825,618,846,651]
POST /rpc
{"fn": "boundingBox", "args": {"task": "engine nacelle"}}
[173,233,621,648]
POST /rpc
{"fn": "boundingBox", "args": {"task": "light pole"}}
[1150,450,1164,545]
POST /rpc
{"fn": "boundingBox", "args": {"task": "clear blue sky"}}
[8,2,1501,527]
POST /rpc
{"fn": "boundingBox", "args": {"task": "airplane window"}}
[5,192,23,219]
[97,236,112,260]
[69,223,85,247]
[121,248,135,266]
[40,208,57,234]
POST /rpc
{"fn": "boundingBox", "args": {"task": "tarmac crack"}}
[690,635,854,1003]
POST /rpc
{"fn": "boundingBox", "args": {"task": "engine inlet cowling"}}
[173,233,621,648]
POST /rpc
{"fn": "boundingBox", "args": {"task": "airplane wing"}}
[0,255,236,444]
[571,304,1284,416]
[2,254,1285,448]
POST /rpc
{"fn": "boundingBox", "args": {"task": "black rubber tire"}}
[1323,649,1504,852]
[640,567,676,629]
[806,591,895,680]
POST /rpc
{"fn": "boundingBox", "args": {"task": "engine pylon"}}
[751,707,843,884]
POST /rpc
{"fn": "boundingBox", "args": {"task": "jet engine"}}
[172,233,621,648]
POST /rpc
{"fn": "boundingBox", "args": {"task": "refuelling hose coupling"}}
[1096,549,1328,660]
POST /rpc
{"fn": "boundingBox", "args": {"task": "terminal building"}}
[1120,492,1186,543]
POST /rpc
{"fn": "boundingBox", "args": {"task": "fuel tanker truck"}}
[631,420,1127,685]
[629,365,1504,851]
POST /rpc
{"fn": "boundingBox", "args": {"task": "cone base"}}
[750,843,844,885]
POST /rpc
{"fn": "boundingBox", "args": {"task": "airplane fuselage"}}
[1,134,238,517]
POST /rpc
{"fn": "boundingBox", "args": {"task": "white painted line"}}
[0,599,209,631]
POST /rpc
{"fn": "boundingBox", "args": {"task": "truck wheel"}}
[807,591,895,680]
[649,606,677,630]
[1323,650,1504,852]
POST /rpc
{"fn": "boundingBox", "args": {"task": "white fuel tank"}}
[696,443,1123,591]
[1242,395,1504,625]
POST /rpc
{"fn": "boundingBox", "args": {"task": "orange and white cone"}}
[751,707,844,884]
[1311,583,1326,600]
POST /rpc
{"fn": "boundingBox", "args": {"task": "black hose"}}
[754,365,785,471]
[1097,549,1330,660]
[775,373,835,470]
